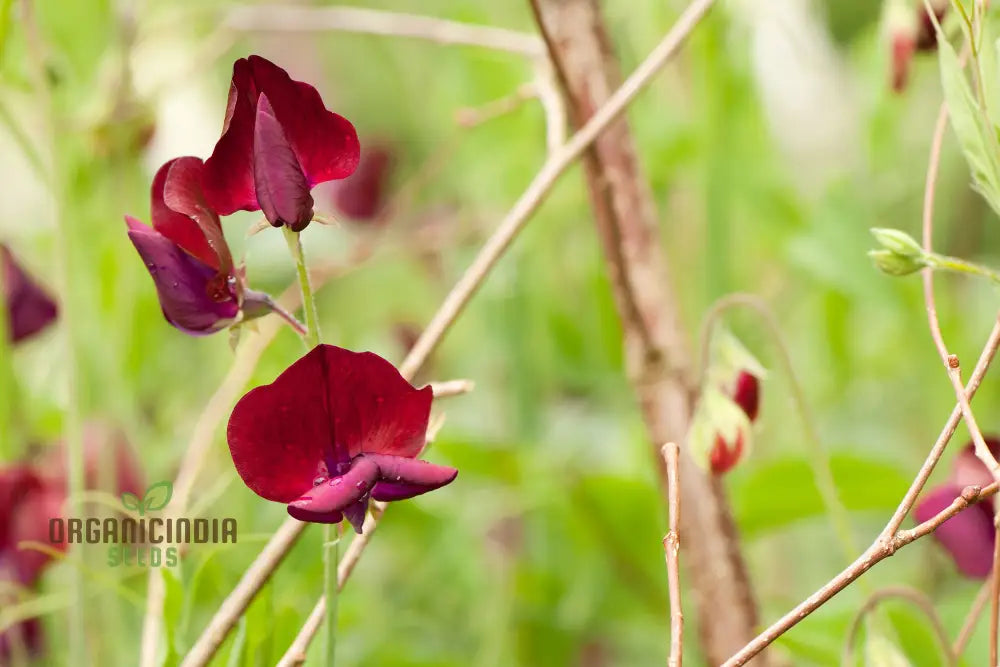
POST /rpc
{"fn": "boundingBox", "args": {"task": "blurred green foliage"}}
[3,0,1000,665]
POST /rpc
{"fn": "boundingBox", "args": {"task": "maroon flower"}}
[203,55,360,232]
[709,371,760,475]
[329,144,394,222]
[1,245,57,344]
[915,437,1000,578]
[127,157,244,334]
[0,465,65,587]
[227,344,457,533]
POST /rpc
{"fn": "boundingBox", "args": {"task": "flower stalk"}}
[282,227,321,348]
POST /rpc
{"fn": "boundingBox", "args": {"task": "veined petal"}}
[245,55,359,186]
[159,157,234,276]
[126,217,239,334]
[252,95,313,230]
[203,59,259,216]
[227,346,341,503]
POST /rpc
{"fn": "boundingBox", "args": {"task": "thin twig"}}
[224,5,545,57]
[954,578,992,658]
[841,586,955,666]
[427,379,475,398]
[662,442,683,667]
[182,2,715,663]
[724,481,1000,665]
[455,84,537,128]
[398,0,715,380]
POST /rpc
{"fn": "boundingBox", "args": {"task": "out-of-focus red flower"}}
[126,157,244,334]
[1,244,57,344]
[227,344,457,533]
[889,0,948,93]
[0,465,65,587]
[709,371,760,475]
[40,423,145,498]
[329,144,394,222]
[915,437,1000,578]
[203,55,360,232]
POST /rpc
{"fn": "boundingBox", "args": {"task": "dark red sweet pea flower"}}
[227,344,457,533]
[0,465,64,661]
[127,157,245,334]
[1,245,57,344]
[203,55,360,232]
[329,144,394,222]
[915,437,1000,578]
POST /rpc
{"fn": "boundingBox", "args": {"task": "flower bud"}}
[868,249,926,276]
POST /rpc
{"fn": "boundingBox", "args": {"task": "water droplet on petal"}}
[329,477,343,486]
[313,476,326,487]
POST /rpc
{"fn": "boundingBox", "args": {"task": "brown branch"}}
[527,0,761,662]
[724,481,999,665]
[841,586,954,666]
[181,1,716,662]
[661,443,683,667]
[224,5,545,57]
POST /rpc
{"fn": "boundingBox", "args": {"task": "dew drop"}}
[355,481,366,490]
[329,477,343,486]
[312,476,326,487]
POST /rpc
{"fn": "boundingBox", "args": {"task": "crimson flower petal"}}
[0,465,66,586]
[228,346,341,503]
[202,60,258,215]
[731,371,759,422]
[253,95,314,230]
[244,55,359,186]
[227,345,434,511]
[1,245,57,344]
[202,55,359,219]
[150,159,219,269]
[126,217,239,334]
[915,484,995,578]
[709,432,743,475]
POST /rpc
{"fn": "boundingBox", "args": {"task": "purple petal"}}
[341,497,370,534]
[252,95,313,230]
[368,454,457,501]
[915,484,996,578]
[126,217,239,334]
[287,457,378,515]
[287,506,343,524]
[1,245,58,344]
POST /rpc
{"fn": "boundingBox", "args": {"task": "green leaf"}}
[936,8,1000,216]
[732,454,911,538]
[120,491,141,514]
[142,481,173,513]
[160,568,184,667]
[864,632,912,667]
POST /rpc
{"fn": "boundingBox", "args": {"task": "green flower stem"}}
[19,1,87,662]
[926,253,1000,285]
[282,227,321,348]
[282,224,336,665]
[323,526,339,666]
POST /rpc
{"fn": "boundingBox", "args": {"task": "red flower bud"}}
[1,245,58,344]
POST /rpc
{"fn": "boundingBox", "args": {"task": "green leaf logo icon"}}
[121,491,141,513]
[142,481,173,513]
[121,481,173,516]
